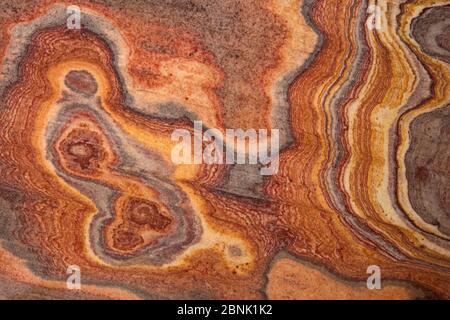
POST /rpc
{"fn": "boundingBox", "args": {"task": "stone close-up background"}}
[0,0,448,300]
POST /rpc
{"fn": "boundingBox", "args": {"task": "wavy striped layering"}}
[0,0,448,299]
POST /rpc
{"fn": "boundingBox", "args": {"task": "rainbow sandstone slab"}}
[0,0,449,299]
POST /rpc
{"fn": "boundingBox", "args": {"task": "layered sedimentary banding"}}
[0,0,449,299]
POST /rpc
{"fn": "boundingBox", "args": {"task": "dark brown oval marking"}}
[64,70,98,96]
[125,197,172,231]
